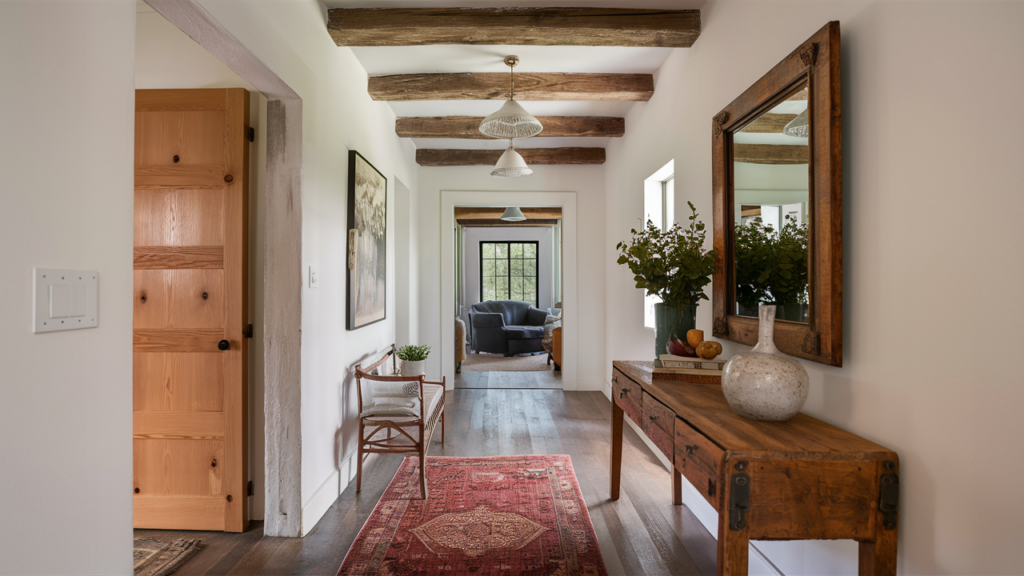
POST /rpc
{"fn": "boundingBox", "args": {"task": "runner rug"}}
[338,455,607,576]
[133,538,200,576]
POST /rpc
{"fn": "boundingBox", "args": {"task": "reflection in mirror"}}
[732,83,810,322]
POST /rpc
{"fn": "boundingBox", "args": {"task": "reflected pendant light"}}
[490,140,533,178]
[479,56,543,139]
[783,108,809,138]
[500,206,528,222]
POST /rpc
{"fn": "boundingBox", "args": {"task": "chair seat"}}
[503,325,545,340]
[361,383,443,423]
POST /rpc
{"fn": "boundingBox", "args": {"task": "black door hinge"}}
[879,472,899,530]
[247,127,255,142]
[729,472,750,530]
[247,480,254,496]
[243,324,254,338]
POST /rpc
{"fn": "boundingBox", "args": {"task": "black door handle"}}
[218,340,230,351]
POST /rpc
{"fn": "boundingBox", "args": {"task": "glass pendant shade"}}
[490,145,533,178]
[500,206,528,222]
[479,100,544,139]
[783,108,809,138]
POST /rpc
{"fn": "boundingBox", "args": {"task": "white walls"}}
[417,165,605,390]
[135,5,270,522]
[394,177,418,347]
[605,1,1024,573]
[462,226,556,313]
[0,1,135,574]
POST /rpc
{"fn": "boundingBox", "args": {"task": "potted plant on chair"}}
[616,201,716,360]
[397,344,431,377]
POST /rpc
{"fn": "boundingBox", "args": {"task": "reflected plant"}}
[616,201,717,310]
[734,217,809,307]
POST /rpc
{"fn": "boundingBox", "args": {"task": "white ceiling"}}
[330,0,707,150]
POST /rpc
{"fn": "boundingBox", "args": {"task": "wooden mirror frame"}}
[711,22,842,366]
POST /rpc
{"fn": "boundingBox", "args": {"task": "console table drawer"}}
[674,418,725,476]
[675,454,723,510]
[641,392,675,461]
[612,369,641,424]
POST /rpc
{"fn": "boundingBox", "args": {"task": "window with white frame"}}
[643,161,675,329]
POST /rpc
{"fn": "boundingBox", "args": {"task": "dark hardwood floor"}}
[454,368,562,389]
[134,390,717,575]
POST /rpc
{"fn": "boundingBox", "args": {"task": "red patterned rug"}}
[338,455,607,576]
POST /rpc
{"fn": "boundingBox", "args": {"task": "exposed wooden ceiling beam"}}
[369,73,654,102]
[417,148,605,166]
[454,207,562,220]
[327,8,701,47]
[457,219,559,228]
[397,116,624,139]
[734,144,808,165]
[740,113,798,134]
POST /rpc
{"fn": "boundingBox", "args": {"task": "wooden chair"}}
[355,345,445,499]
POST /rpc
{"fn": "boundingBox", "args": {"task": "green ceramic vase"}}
[654,303,696,361]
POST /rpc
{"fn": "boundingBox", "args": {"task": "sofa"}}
[469,300,549,356]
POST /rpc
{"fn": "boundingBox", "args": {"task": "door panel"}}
[133,353,224,412]
[134,189,225,246]
[134,110,226,166]
[133,269,225,329]
[134,88,249,532]
[133,439,224,495]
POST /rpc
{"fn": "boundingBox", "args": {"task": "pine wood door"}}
[133,89,249,532]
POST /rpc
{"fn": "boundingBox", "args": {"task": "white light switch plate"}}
[33,269,98,333]
[308,265,319,288]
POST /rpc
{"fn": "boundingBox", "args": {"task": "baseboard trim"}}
[301,467,339,536]
[600,379,784,575]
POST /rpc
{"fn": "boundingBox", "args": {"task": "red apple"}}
[667,336,697,357]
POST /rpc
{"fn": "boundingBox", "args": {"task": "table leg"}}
[716,511,749,575]
[610,401,623,499]
[858,528,897,575]
[672,465,682,506]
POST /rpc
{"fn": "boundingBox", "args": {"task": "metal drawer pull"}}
[686,444,699,455]
[649,415,659,421]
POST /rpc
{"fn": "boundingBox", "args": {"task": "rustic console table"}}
[610,361,899,575]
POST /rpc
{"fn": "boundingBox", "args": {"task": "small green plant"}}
[397,344,431,362]
[615,201,717,310]
[734,217,809,307]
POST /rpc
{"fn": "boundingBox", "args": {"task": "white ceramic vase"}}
[402,360,426,378]
[721,305,809,422]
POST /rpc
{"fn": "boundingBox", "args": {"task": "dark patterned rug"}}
[134,538,201,576]
[338,455,607,576]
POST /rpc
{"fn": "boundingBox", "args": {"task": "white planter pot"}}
[402,360,426,378]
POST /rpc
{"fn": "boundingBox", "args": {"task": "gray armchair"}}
[469,300,549,356]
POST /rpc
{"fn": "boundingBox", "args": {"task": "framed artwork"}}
[347,150,387,330]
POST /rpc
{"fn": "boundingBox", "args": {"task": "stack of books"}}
[653,355,726,384]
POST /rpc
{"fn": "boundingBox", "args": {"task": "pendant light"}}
[479,56,543,139]
[500,207,528,222]
[783,108,809,138]
[490,140,533,178]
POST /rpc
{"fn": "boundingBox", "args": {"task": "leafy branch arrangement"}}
[735,218,809,308]
[397,344,431,362]
[616,201,717,310]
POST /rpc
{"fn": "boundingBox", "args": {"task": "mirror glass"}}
[732,82,810,322]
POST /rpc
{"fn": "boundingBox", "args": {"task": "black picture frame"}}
[346,150,388,331]
[479,241,540,307]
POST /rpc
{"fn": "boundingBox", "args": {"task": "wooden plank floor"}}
[455,368,562,389]
[134,390,717,575]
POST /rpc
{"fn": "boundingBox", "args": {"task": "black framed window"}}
[480,241,538,306]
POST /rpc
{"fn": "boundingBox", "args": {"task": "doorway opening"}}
[454,207,563,390]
